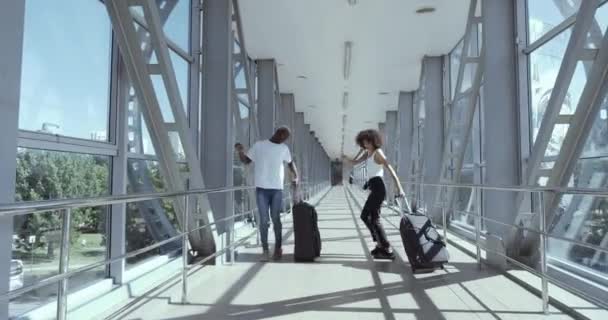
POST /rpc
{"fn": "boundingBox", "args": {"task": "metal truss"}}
[122,0,182,256]
[105,0,216,256]
[433,0,484,217]
[232,0,259,221]
[407,90,424,208]
[510,0,608,260]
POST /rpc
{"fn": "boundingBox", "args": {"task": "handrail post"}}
[539,191,549,314]
[57,208,71,320]
[230,191,236,265]
[474,187,482,269]
[181,195,189,304]
[442,186,448,242]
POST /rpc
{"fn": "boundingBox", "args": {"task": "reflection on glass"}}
[12,148,110,317]
[451,170,476,228]
[125,159,182,268]
[450,40,463,99]
[528,0,580,44]
[582,95,608,158]
[528,27,586,146]
[19,0,111,141]
[162,0,190,51]
[549,159,608,275]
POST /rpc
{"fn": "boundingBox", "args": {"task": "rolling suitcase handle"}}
[394,196,415,215]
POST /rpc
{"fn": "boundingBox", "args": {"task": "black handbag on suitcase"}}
[291,185,321,262]
[396,199,449,273]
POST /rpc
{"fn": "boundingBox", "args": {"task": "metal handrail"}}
[5,182,330,320]
[0,185,256,217]
[1,208,255,300]
[400,179,608,197]
[345,183,608,312]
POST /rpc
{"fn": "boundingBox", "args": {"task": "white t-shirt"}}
[247,140,292,190]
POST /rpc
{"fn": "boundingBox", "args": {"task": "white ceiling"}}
[238,0,469,158]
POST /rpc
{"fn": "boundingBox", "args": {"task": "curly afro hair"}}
[355,129,383,149]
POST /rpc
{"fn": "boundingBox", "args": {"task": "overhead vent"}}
[416,7,436,14]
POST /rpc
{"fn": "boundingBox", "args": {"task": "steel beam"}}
[257,59,277,139]
[0,1,25,317]
[397,92,414,185]
[482,0,520,237]
[421,56,444,218]
[201,0,234,238]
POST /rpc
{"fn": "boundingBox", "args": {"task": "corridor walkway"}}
[110,187,574,320]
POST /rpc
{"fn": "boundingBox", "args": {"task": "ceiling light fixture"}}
[297,75,308,79]
[307,105,316,109]
[342,92,349,110]
[343,41,352,80]
[378,92,390,96]
[416,7,436,14]
[347,0,358,6]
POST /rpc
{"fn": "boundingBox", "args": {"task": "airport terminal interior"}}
[1,0,608,319]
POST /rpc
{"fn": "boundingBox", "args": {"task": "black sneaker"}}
[373,248,396,260]
[370,246,381,255]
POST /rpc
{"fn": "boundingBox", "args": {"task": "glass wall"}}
[445,21,484,231]
[4,0,241,318]
[11,0,114,317]
[19,0,112,141]
[524,0,608,281]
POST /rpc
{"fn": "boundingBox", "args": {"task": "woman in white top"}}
[343,129,405,259]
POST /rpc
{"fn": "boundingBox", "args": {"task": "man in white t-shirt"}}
[235,126,298,261]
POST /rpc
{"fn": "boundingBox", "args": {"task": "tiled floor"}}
[113,187,575,320]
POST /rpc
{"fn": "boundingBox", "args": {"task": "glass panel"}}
[461,62,478,94]
[529,28,572,143]
[452,170,475,228]
[125,159,183,268]
[528,0,580,44]
[235,66,247,90]
[19,0,111,141]
[127,52,188,158]
[450,40,463,100]
[549,158,608,275]
[545,123,569,157]
[12,148,110,317]
[162,0,190,51]
[582,94,608,158]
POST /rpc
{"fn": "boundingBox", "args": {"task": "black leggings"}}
[361,177,391,249]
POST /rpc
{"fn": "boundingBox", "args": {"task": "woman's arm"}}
[343,149,367,165]
[374,149,404,196]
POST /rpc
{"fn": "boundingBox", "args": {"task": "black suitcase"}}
[292,201,321,262]
[396,199,449,273]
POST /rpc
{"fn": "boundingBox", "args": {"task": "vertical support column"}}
[257,59,277,139]
[398,92,414,183]
[0,1,25,317]
[421,56,444,217]
[482,0,519,237]
[386,111,398,199]
[280,94,296,151]
[304,124,311,188]
[189,0,202,141]
[295,112,306,186]
[311,132,316,193]
[110,49,128,284]
[202,0,234,235]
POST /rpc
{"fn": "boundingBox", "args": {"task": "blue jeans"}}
[256,188,284,250]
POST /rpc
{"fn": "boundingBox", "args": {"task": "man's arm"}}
[287,161,299,184]
[234,143,252,164]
